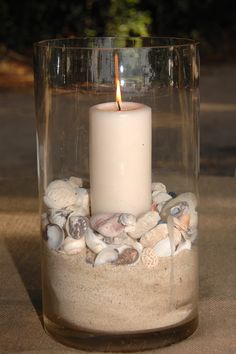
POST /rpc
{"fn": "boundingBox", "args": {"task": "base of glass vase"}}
[43,315,198,352]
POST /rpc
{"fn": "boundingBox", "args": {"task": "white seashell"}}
[44,180,77,209]
[68,176,83,188]
[62,236,85,255]
[128,211,160,239]
[161,193,198,241]
[119,213,137,233]
[45,224,64,250]
[74,187,90,214]
[119,213,136,226]
[90,213,124,237]
[175,240,191,255]
[94,245,119,266]
[66,212,89,239]
[85,228,108,254]
[141,248,159,268]
[151,182,167,193]
[152,192,172,212]
[153,237,173,257]
[49,209,69,228]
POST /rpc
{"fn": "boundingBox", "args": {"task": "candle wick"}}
[117,101,121,111]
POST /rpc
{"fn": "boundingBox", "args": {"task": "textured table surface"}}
[0,176,235,354]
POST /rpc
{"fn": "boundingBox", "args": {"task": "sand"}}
[42,245,198,333]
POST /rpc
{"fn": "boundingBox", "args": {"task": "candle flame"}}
[115,53,122,110]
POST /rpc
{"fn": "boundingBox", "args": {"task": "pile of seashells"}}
[42,176,198,268]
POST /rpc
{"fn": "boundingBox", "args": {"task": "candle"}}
[89,101,152,216]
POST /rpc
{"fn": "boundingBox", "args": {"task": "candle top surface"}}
[90,102,151,113]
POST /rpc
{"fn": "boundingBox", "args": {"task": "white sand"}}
[42,245,198,333]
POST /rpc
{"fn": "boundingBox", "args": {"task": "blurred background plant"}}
[0,0,235,62]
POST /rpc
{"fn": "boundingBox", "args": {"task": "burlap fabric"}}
[0,176,235,353]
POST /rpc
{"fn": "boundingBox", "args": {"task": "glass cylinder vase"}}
[34,37,200,352]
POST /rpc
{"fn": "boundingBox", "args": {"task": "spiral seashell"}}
[66,212,89,239]
[90,213,124,237]
[128,211,160,239]
[61,236,85,255]
[141,248,159,269]
[85,228,108,254]
[44,180,78,209]
[161,193,198,241]
[45,224,64,250]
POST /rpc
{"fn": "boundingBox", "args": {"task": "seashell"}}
[85,228,108,254]
[140,223,167,248]
[66,211,89,239]
[119,213,136,233]
[161,192,197,222]
[49,209,69,228]
[141,248,159,269]
[94,245,119,266]
[74,187,90,214]
[151,182,167,193]
[116,247,139,265]
[86,248,96,265]
[44,180,78,209]
[170,202,188,217]
[68,176,83,188]
[161,193,198,241]
[61,236,85,255]
[152,192,172,212]
[128,211,160,239]
[153,237,174,257]
[113,233,143,251]
[90,213,124,237]
[175,240,191,255]
[119,213,136,226]
[45,224,64,250]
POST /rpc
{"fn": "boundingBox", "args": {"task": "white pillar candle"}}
[89,101,152,216]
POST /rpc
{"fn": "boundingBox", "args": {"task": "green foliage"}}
[106,0,151,36]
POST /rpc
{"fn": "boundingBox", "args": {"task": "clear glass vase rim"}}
[34,37,199,50]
